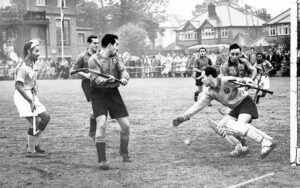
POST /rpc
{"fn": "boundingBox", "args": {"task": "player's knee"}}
[39,114,50,131]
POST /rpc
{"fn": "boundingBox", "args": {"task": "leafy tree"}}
[192,0,239,17]
[116,23,151,57]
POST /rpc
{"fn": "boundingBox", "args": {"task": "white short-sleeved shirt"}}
[14,61,37,90]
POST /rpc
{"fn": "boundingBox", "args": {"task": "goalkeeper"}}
[173,66,276,159]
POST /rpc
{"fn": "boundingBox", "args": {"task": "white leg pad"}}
[225,120,273,143]
[208,118,240,146]
[224,119,248,137]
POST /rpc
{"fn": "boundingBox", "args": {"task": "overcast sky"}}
[166,0,291,19]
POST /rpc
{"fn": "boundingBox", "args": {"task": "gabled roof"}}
[190,4,265,28]
[176,20,200,31]
[264,9,290,25]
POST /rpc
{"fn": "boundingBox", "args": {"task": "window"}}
[78,33,85,44]
[31,26,46,46]
[201,28,218,39]
[57,0,67,8]
[178,31,199,41]
[36,0,46,6]
[221,28,228,38]
[56,19,70,46]
[277,24,290,35]
[269,25,276,36]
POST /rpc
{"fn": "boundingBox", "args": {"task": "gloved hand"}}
[173,115,190,127]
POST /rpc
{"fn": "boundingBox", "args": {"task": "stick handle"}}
[228,80,273,94]
[70,68,122,83]
[32,94,37,135]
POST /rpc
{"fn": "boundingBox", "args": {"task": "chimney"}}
[208,3,216,18]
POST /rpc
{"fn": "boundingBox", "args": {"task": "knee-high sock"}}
[89,115,96,138]
[120,139,129,155]
[27,128,36,152]
[96,142,106,163]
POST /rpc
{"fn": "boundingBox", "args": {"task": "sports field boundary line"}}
[227,172,275,188]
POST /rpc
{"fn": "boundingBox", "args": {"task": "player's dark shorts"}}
[229,95,258,120]
[195,72,203,86]
[90,87,129,119]
[81,79,91,102]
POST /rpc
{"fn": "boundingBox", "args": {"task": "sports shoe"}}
[35,145,46,154]
[260,142,277,159]
[25,151,46,158]
[229,144,249,157]
[99,161,111,170]
[122,154,132,162]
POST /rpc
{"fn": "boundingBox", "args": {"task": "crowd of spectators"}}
[0,44,294,80]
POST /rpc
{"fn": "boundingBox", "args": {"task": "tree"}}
[116,23,151,57]
[192,0,239,17]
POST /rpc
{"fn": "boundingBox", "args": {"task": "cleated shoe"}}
[229,145,249,157]
[25,151,46,158]
[99,161,111,170]
[261,142,277,159]
[35,145,46,154]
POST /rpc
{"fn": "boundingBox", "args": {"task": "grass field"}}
[0,77,299,187]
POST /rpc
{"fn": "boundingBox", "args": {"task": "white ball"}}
[184,138,191,145]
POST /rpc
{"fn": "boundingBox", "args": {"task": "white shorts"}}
[14,90,46,118]
[256,75,270,89]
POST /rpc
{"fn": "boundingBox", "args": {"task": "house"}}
[0,0,95,60]
[175,3,265,50]
[154,13,187,49]
[263,8,293,49]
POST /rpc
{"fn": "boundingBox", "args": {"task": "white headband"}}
[29,39,39,49]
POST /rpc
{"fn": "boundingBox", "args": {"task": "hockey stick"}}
[32,94,38,135]
[228,79,273,95]
[70,68,122,83]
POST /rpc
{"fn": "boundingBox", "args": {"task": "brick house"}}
[175,3,265,49]
[0,0,95,60]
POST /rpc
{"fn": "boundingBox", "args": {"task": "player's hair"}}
[23,41,33,58]
[198,47,206,52]
[87,35,98,43]
[229,43,241,51]
[101,34,118,48]
[203,66,218,78]
[256,52,265,59]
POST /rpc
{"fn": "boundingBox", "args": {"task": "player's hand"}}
[30,100,36,112]
[106,75,116,82]
[85,73,91,79]
[120,78,128,86]
[173,115,190,127]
